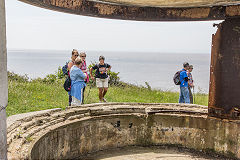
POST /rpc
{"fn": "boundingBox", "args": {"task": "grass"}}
[8,79,68,116]
[7,78,208,116]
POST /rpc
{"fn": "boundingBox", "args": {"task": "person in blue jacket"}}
[70,57,87,106]
[179,62,190,103]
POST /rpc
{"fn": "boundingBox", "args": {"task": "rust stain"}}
[209,24,221,113]
[52,0,82,10]
[165,8,210,19]
[166,9,182,17]
[94,3,117,15]
[17,0,232,21]
[226,5,240,16]
[209,18,240,120]
[181,8,210,18]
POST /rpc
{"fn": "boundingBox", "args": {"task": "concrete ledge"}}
[18,0,240,21]
[7,108,62,127]
[6,103,240,159]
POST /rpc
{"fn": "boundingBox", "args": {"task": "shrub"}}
[8,71,29,82]
[42,74,57,83]
[57,66,65,79]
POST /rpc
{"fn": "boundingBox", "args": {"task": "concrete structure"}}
[4,0,240,159]
[0,0,8,159]
[16,0,240,120]
[6,103,240,159]
[209,18,240,119]
[17,0,240,21]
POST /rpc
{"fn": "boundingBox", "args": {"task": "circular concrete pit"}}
[7,103,240,159]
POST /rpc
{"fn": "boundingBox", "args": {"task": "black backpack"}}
[62,62,68,76]
[173,71,182,85]
[63,75,71,91]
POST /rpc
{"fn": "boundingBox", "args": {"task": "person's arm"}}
[68,61,73,71]
[184,72,189,82]
[106,64,111,72]
[78,70,87,79]
[82,69,88,73]
[90,67,94,80]
[189,78,194,87]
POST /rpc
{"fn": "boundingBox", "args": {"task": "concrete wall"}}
[0,0,8,159]
[30,113,240,159]
[6,103,240,159]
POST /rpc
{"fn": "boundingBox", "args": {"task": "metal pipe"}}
[0,0,8,159]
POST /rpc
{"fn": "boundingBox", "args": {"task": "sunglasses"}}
[81,56,86,57]
[74,54,79,57]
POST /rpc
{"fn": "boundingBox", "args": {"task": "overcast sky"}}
[5,0,221,53]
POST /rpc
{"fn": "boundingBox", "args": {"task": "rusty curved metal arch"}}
[18,0,240,21]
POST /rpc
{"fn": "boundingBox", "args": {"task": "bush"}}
[8,71,29,82]
[57,66,65,79]
[8,63,121,86]
[42,74,57,83]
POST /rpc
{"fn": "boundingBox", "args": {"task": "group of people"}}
[66,49,194,106]
[67,49,111,106]
[179,62,194,104]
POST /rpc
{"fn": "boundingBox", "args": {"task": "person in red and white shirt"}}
[187,65,194,104]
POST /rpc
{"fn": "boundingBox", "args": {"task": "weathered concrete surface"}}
[6,103,239,159]
[83,146,213,160]
[0,0,8,159]
[18,0,240,21]
[7,108,61,127]
[209,18,240,119]
[89,0,240,7]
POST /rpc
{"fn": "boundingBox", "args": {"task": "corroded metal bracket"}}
[209,18,240,119]
[18,0,240,21]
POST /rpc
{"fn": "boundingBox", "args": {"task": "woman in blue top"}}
[70,57,87,106]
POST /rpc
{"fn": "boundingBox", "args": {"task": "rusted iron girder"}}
[18,0,240,21]
[209,18,240,119]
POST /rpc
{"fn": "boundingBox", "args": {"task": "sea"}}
[7,49,211,93]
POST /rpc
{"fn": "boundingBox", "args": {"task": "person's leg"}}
[188,87,193,104]
[102,78,109,102]
[179,87,184,103]
[80,87,84,104]
[82,86,85,104]
[103,88,108,99]
[182,87,190,103]
[98,88,103,101]
[69,94,72,106]
[96,78,103,102]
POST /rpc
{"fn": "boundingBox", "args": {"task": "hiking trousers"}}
[188,87,193,104]
[179,86,190,104]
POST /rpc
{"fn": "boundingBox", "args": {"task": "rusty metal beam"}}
[18,0,240,21]
[209,18,240,119]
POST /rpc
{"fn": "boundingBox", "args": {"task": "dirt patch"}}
[78,146,232,160]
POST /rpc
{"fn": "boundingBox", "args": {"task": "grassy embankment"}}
[7,71,208,116]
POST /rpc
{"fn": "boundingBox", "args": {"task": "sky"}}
[5,0,221,53]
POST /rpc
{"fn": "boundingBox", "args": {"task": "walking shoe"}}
[103,98,107,103]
